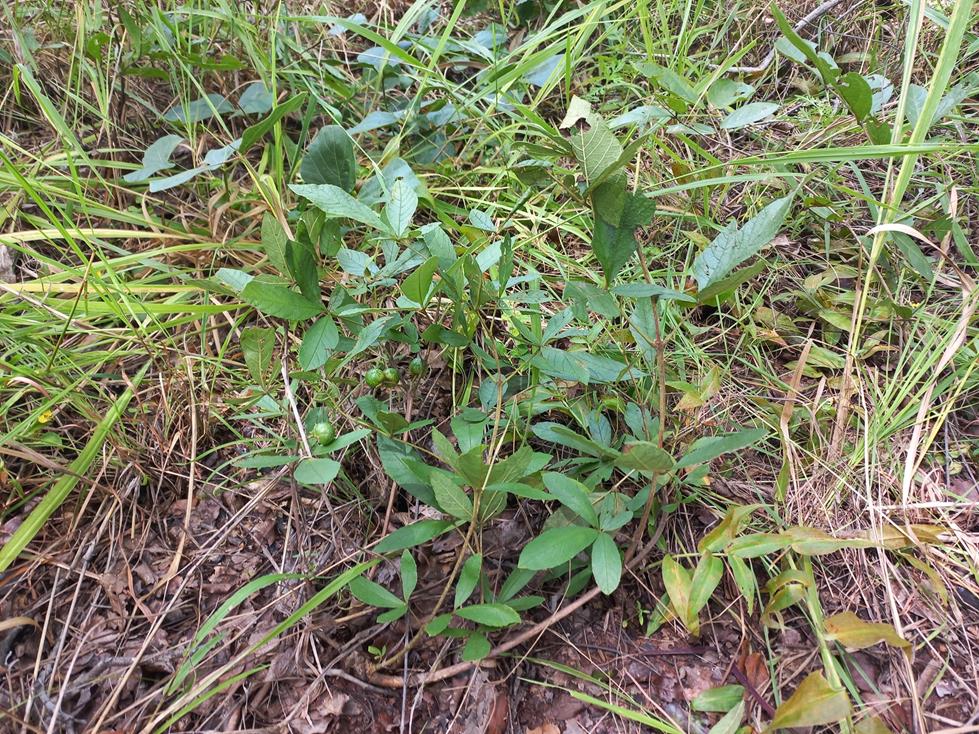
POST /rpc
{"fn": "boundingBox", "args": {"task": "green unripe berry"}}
[409,356,426,377]
[365,367,385,388]
[383,367,401,385]
[310,421,336,446]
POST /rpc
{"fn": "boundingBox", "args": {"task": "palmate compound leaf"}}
[692,195,793,291]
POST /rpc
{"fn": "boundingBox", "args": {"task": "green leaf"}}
[590,173,655,282]
[619,441,675,474]
[643,63,699,103]
[400,256,439,307]
[771,6,840,87]
[709,701,745,734]
[123,134,183,182]
[728,555,756,614]
[384,177,418,238]
[290,183,389,233]
[591,533,622,595]
[238,81,273,115]
[241,93,307,154]
[518,526,600,570]
[693,685,745,713]
[299,316,339,370]
[769,672,851,731]
[689,552,723,616]
[542,472,599,527]
[837,72,873,121]
[400,550,417,600]
[377,604,408,623]
[612,282,695,302]
[728,532,793,559]
[301,125,356,192]
[824,611,909,650]
[349,576,403,608]
[163,93,232,123]
[431,473,473,521]
[675,427,768,470]
[294,458,341,485]
[455,603,520,628]
[699,504,760,553]
[261,213,289,275]
[462,633,491,661]
[569,115,624,186]
[375,519,454,553]
[241,281,323,320]
[708,79,754,109]
[240,327,275,385]
[692,195,793,290]
[376,435,435,505]
[285,239,320,302]
[531,422,611,459]
[454,554,482,608]
[720,102,779,130]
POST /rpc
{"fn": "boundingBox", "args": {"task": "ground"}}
[1,0,978,732]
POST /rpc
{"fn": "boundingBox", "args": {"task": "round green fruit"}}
[383,367,401,385]
[310,421,336,446]
[365,367,386,388]
[409,356,426,377]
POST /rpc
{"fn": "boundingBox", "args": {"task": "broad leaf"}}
[431,473,473,521]
[375,519,454,553]
[349,576,403,608]
[163,93,232,123]
[123,134,183,182]
[518,526,600,570]
[692,195,793,290]
[240,327,275,384]
[824,611,909,650]
[689,552,723,616]
[455,603,520,627]
[693,685,745,713]
[720,102,779,130]
[241,93,307,154]
[591,532,622,595]
[837,72,873,121]
[543,472,599,527]
[294,458,341,485]
[238,82,273,115]
[241,281,323,320]
[400,550,417,599]
[290,183,390,233]
[384,177,418,237]
[301,125,356,192]
[662,554,695,632]
[400,256,439,307]
[454,554,482,608]
[675,427,768,470]
[769,672,850,730]
[618,441,674,474]
[299,316,339,370]
[709,701,745,734]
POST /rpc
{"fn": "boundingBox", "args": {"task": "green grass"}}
[1,0,978,730]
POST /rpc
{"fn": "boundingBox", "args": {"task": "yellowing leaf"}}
[769,672,850,731]
[662,554,698,635]
[824,611,910,650]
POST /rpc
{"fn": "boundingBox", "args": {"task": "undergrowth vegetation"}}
[1,0,978,731]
